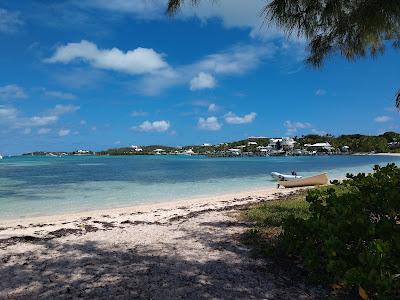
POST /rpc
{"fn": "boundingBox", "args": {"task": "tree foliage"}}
[167,0,201,15]
[297,132,400,153]
[265,0,400,67]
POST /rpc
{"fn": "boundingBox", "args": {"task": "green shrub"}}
[282,164,400,298]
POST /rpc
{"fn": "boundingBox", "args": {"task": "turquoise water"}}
[0,155,399,219]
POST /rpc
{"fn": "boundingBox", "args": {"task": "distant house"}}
[257,146,271,155]
[281,137,296,150]
[247,141,258,146]
[228,148,241,155]
[183,149,196,155]
[76,150,91,155]
[268,138,282,149]
[341,145,350,152]
[131,145,143,152]
[153,149,165,155]
[389,141,400,149]
[304,142,334,151]
[202,143,212,147]
[257,145,272,150]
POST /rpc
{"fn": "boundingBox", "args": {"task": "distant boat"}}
[279,173,328,188]
[271,172,302,181]
[0,154,2,160]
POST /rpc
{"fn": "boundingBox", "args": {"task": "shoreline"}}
[0,186,291,228]
[366,152,400,156]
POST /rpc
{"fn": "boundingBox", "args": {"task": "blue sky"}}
[0,0,399,154]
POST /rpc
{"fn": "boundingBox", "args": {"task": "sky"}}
[0,0,399,154]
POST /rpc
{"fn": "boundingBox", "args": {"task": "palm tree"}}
[167,0,400,108]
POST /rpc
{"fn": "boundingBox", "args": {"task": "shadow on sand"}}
[1,215,326,299]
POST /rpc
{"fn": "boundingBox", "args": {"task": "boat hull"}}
[279,173,328,188]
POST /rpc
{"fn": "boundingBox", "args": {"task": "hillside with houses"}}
[94,132,400,157]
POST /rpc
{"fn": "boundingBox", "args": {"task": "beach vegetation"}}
[243,164,400,298]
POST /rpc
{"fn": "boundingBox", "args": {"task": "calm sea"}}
[0,155,399,219]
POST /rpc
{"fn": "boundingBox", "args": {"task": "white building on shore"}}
[76,150,91,155]
[153,149,165,155]
[268,138,282,149]
[131,145,143,152]
[228,148,241,155]
[281,137,296,150]
[304,142,334,151]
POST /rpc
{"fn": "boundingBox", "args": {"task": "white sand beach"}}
[353,152,400,156]
[0,187,326,299]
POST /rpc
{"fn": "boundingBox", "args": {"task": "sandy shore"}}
[372,152,400,156]
[353,152,400,156]
[0,186,327,299]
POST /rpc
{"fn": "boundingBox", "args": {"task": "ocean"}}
[0,154,399,219]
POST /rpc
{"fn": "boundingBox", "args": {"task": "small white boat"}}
[279,173,328,188]
[271,172,302,181]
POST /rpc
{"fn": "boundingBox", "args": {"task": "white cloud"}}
[29,115,59,127]
[190,72,216,91]
[0,84,27,100]
[198,117,222,131]
[58,129,70,137]
[137,44,273,95]
[77,0,165,18]
[76,1,294,42]
[374,116,392,123]
[38,128,52,135]
[134,120,170,132]
[131,110,148,117]
[224,112,256,124]
[0,106,18,120]
[45,90,76,100]
[46,40,170,75]
[78,0,265,30]
[179,0,264,28]
[284,120,312,134]
[208,103,218,112]
[315,89,326,96]
[50,104,80,115]
[171,0,284,40]
[46,41,274,97]
[0,8,23,34]
[0,104,79,130]
[195,45,274,75]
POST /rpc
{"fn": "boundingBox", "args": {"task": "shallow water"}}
[0,155,399,219]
